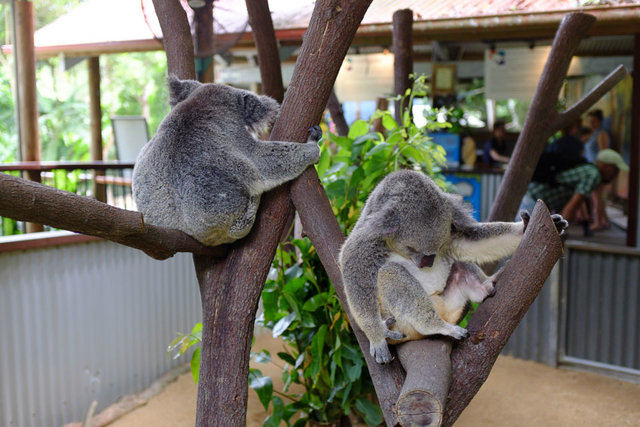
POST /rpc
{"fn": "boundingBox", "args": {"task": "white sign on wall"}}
[484,46,551,101]
[334,53,394,102]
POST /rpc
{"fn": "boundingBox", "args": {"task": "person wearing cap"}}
[525,148,629,224]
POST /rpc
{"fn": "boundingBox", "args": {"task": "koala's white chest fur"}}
[386,253,454,295]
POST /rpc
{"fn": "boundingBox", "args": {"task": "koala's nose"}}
[419,254,436,268]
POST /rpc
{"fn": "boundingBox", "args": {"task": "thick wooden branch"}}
[246,0,284,103]
[394,201,563,427]
[152,0,195,80]
[555,64,628,130]
[0,173,226,260]
[442,201,564,425]
[488,13,623,222]
[193,1,375,426]
[393,9,413,124]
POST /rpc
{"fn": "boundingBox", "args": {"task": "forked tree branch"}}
[488,13,627,222]
[0,173,226,260]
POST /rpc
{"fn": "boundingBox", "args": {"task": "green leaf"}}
[191,348,201,384]
[302,293,328,312]
[310,325,329,379]
[316,146,331,177]
[355,398,383,426]
[253,350,271,364]
[277,352,297,365]
[325,161,346,176]
[364,142,390,159]
[382,113,398,130]
[348,119,369,139]
[272,312,296,338]
[249,369,273,411]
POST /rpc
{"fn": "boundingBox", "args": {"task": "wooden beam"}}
[627,33,640,247]
[88,56,106,202]
[14,0,43,233]
[392,9,413,124]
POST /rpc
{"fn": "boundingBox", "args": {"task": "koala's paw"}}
[385,328,405,341]
[483,281,496,299]
[551,214,569,235]
[448,325,470,340]
[384,316,396,328]
[370,340,394,364]
[520,210,531,232]
[307,125,323,143]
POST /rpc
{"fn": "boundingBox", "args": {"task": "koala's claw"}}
[370,340,394,364]
[307,125,323,143]
[551,214,569,235]
[385,329,405,341]
[520,210,531,232]
[449,325,469,340]
[384,316,396,328]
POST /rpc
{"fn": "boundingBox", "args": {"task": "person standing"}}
[584,109,610,163]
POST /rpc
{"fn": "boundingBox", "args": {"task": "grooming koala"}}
[339,170,567,364]
[132,77,321,246]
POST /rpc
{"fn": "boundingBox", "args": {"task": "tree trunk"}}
[488,13,627,222]
[152,0,195,80]
[327,89,350,136]
[193,1,375,425]
[193,0,215,83]
[246,0,285,103]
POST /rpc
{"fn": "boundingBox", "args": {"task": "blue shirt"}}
[584,128,609,163]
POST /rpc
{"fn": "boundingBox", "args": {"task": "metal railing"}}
[0,161,136,236]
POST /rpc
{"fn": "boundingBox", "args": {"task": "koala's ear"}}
[240,92,280,133]
[167,75,202,107]
[370,210,399,237]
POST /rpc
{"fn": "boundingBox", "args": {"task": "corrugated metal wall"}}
[0,237,201,427]
[502,265,559,366]
[479,173,504,221]
[564,245,640,371]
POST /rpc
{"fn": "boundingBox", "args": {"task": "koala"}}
[339,170,567,364]
[132,77,321,246]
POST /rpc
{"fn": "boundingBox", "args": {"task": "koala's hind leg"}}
[228,195,260,239]
[438,262,495,324]
[378,262,469,341]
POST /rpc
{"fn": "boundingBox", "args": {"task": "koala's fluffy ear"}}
[369,209,399,237]
[168,75,202,107]
[241,92,280,133]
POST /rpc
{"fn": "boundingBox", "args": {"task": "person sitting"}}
[483,120,510,166]
[547,121,585,161]
[525,149,628,224]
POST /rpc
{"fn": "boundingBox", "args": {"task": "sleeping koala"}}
[132,77,321,246]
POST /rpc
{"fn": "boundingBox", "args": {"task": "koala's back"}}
[132,88,260,244]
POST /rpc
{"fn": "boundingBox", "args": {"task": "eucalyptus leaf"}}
[272,312,296,338]
[249,369,273,411]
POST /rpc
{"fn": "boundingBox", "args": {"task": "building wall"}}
[0,235,201,427]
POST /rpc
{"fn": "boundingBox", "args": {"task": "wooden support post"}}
[627,34,640,247]
[392,9,413,124]
[193,0,214,83]
[14,0,43,233]
[327,89,349,136]
[88,56,106,203]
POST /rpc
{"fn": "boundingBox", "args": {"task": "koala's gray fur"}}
[339,170,567,364]
[132,77,321,246]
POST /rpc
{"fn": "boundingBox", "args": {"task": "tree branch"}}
[0,173,226,260]
[152,0,196,80]
[193,1,375,425]
[246,0,284,102]
[488,12,620,222]
[442,201,564,425]
[555,64,628,130]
